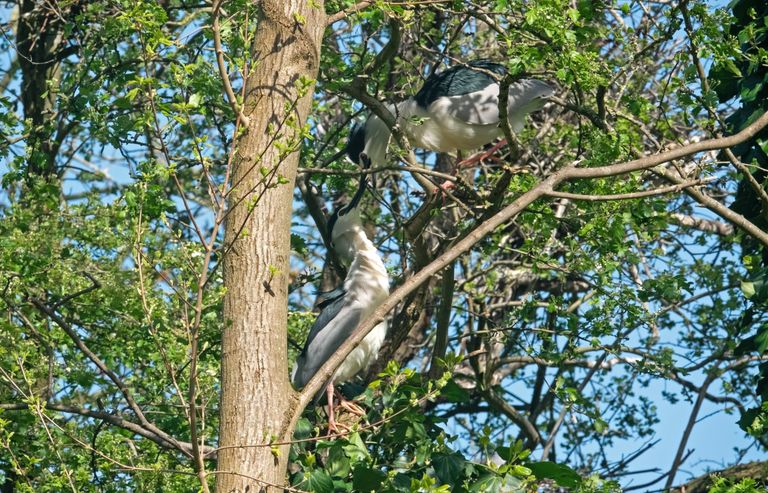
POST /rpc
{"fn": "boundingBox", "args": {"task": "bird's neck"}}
[343,231,389,293]
[349,231,384,267]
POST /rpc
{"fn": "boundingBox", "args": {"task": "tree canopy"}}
[0,0,767,492]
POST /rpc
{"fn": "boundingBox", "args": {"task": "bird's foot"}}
[327,417,338,434]
[337,398,366,416]
[326,406,358,434]
[333,388,366,417]
[458,139,508,167]
[431,179,456,199]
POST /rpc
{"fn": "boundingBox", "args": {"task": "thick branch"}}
[294,163,576,415]
[327,1,374,25]
[671,213,734,236]
[546,180,709,201]
[483,388,541,447]
[660,169,768,246]
[672,461,768,493]
[289,109,768,437]
[567,110,768,180]
[428,263,454,379]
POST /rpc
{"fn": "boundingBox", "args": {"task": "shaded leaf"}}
[528,461,582,489]
[352,465,387,492]
[433,452,465,484]
[306,470,334,493]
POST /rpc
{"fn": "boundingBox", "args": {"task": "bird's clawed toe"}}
[338,398,366,416]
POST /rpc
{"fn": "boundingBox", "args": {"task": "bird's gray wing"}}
[292,297,363,389]
[315,287,346,310]
[440,79,554,126]
[305,289,347,349]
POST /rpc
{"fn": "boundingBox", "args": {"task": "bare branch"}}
[483,388,541,448]
[664,372,716,490]
[546,179,711,201]
[0,402,216,459]
[291,110,768,432]
[671,213,734,236]
[660,168,768,246]
[326,1,374,26]
[671,460,768,493]
[428,263,454,378]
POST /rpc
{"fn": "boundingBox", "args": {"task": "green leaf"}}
[471,473,524,493]
[188,93,202,108]
[440,379,470,403]
[306,470,334,493]
[352,465,387,492]
[342,432,369,461]
[294,417,313,440]
[742,280,756,298]
[291,233,308,256]
[757,328,768,353]
[593,418,608,434]
[433,452,465,484]
[528,461,582,489]
[327,444,350,477]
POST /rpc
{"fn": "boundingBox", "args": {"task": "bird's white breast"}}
[333,236,390,384]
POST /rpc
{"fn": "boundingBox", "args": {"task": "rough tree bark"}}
[16,0,70,179]
[217,2,325,492]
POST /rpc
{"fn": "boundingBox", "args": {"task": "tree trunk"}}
[217,2,325,492]
[16,0,68,179]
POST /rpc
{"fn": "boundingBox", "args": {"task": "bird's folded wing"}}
[294,300,364,388]
[315,286,346,309]
[440,79,554,126]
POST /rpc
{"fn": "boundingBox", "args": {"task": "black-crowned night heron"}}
[346,60,554,176]
[292,154,389,432]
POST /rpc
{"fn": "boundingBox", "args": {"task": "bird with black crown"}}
[292,154,389,433]
[346,60,554,183]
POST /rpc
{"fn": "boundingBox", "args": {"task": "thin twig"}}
[663,371,716,490]
[212,0,249,126]
[27,299,190,457]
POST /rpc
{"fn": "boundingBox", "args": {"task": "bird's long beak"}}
[347,154,370,211]
[360,152,376,191]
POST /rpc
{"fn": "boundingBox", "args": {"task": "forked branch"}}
[290,110,768,436]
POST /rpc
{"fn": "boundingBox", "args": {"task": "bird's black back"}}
[414,60,507,108]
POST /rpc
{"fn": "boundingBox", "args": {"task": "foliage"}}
[289,363,611,493]
[709,0,768,446]
[0,0,766,491]
[707,477,765,493]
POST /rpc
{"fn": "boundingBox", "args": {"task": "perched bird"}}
[292,154,389,432]
[346,60,554,172]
